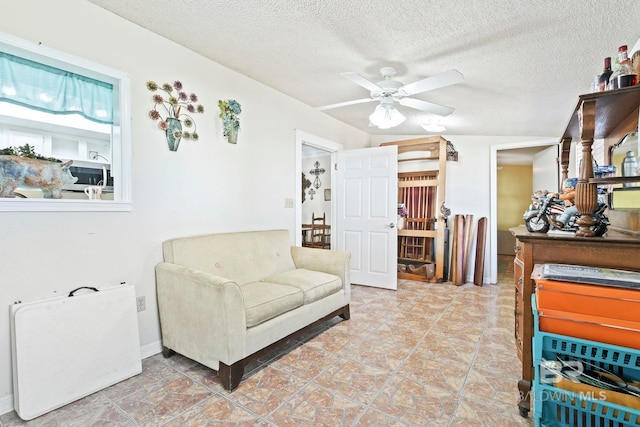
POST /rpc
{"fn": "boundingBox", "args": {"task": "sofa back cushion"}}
[162,229,297,285]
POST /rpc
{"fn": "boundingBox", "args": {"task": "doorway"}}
[301,146,332,247]
[489,139,557,283]
[294,130,343,247]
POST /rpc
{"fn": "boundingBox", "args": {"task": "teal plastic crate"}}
[534,383,640,426]
[532,295,640,427]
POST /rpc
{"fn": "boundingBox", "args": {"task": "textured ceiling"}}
[88,0,640,138]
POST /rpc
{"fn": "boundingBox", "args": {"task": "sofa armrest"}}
[290,247,351,294]
[155,262,246,366]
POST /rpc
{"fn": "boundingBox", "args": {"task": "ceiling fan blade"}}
[399,69,464,96]
[317,98,375,111]
[399,97,455,116]
[340,72,382,92]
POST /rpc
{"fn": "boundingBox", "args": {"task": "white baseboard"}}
[140,340,163,359]
[0,341,163,417]
[0,393,14,416]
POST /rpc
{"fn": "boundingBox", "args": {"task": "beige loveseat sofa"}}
[155,229,351,391]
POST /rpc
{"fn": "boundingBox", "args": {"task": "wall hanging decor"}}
[309,161,325,189]
[218,99,242,144]
[147,80,204,151]
[302,173,311,203]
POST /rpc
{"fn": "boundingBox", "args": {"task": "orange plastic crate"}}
[537,307,640,350]
[535,278,640,323]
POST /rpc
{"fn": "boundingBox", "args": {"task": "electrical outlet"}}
[136,296,146,312]
[284,198,294,208]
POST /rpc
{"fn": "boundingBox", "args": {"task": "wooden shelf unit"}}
[381,136,449,282]
[511,84,640,418]
[559,85,640,236]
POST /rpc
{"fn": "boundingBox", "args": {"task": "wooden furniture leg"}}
[340,305,351,320]
[518,379,531,417]
[162,346,175,358]
[219,361,244,392]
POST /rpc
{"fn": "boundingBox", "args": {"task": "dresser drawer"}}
[514,287,524,358]
[514,258,524,294]
[513,257,525,360]
[514,239,523,261]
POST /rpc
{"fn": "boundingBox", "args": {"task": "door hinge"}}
[334,163,338,170]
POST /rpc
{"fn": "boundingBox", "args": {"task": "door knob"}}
[385,223,396,228]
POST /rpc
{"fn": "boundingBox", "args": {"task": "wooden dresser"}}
[509,83,640,418]
[509,225,640,417]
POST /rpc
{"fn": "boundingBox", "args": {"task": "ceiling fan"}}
[317,66,464,129]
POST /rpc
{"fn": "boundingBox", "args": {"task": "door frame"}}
[295,130,343,247]
[489,138,557,283]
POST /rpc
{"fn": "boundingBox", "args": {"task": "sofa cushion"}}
[240,282,303,327]
[162,230,297,285]
[264,268,342,304]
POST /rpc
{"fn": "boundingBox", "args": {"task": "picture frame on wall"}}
[324,189,331,201]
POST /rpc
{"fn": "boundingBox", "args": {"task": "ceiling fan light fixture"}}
[369,105,406,129]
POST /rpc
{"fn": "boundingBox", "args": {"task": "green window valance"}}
[0,51,113,124]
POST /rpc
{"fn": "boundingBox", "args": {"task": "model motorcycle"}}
[523,193,609,236]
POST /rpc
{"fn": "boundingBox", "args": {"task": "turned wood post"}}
[559,137,572,190]
[575,100,599,237]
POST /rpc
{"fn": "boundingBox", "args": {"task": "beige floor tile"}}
[115,373,213,427]
[313,357,391,404]
[369,375,458,425]
[350,338,413,372]
[163,394,265,426]
[414,332,479,365]
[269,344,338,381]
[267,383,365,427]
[228,365,309,417]
[453,397,533,427]
[397,352,471,394]
[354,408,412,426]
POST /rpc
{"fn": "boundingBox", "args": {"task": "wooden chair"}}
[309,212,330,249]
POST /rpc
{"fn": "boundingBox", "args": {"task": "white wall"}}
[533,145,560,192]
[0,0,371,409]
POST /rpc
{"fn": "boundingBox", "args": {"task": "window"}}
[0,32,131,211]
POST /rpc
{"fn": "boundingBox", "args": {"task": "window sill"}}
[0,199,132,212]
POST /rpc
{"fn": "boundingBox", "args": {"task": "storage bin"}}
[534,267,640,351]
[534,383,640,426]
[537,307,640,350]
[532,295,640,427]
[535,277,640,323]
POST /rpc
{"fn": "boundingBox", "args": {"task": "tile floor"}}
[1,255,535,426]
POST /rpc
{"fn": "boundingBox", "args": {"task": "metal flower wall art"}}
[147,80,205,151]
[218,99,241,144]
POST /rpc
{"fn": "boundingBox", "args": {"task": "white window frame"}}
[0,32,132,212]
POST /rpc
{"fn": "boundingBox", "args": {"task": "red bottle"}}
[598,57,612,91]
[609,45,638,90]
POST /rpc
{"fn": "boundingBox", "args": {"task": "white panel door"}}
[336,146,397,289]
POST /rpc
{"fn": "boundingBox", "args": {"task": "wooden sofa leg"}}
[219,361,244,392]
[162,346,175,358]
[340,304,351,320]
